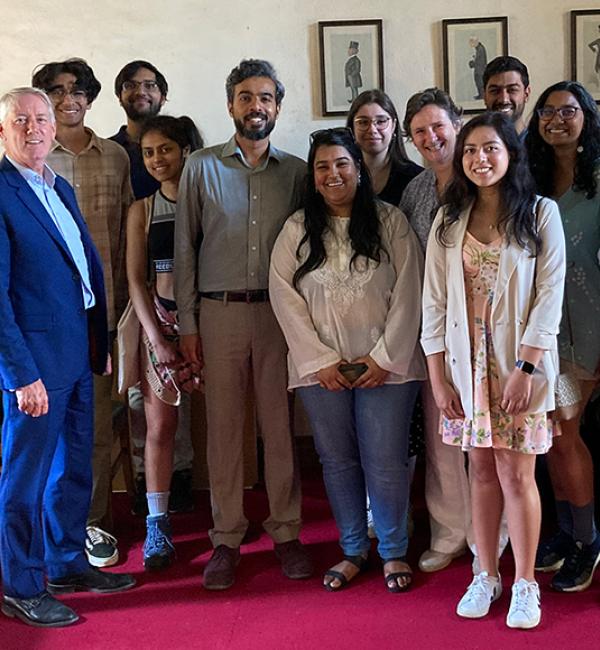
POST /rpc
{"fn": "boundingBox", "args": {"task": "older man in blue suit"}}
[0,87,135,628]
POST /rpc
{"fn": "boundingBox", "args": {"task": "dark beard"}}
[234,113,276,141]
[123,101,161,122]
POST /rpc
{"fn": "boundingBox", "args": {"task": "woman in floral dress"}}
[422,112,566,629]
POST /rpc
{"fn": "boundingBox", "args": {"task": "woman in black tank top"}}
[126,116,202,570]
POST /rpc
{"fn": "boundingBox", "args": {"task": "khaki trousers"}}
[422,380,472,554]
[87,373,114,530]
[200,298,301,548]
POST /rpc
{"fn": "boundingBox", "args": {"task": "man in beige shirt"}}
[32,58,133,569]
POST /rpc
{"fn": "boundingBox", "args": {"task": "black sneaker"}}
[535,530,575,572]
[551,535,600,592]
[169,469,195,513]
[131,473,148,517]
[85,526,119,568]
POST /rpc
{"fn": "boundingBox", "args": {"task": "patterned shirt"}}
[399,168,440,251]
[48,129,133,329]
[556,168,600,374]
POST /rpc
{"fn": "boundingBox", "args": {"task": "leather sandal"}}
[383,557,413,593]
[323,554,368,592]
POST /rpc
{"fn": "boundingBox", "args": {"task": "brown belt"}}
[199,290,269,303]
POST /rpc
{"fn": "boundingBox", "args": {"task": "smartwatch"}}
[515,359,536,375]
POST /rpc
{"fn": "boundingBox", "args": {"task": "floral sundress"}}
[442,232,554,455]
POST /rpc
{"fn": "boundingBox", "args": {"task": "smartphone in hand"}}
[338,362,368,383]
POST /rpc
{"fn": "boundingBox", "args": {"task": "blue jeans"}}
[298,382,420,561]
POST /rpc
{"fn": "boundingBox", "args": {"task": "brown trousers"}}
[200,298,301,548]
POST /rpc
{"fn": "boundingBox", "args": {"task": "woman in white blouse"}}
[269,128,425,592]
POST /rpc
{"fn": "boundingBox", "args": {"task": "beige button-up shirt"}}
[47,129,133,329]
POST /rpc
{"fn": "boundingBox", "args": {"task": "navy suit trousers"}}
[0,369,93,598]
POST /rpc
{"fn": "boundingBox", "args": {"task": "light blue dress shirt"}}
[8,156,95,309]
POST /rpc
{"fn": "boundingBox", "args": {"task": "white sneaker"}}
[506,579,541,629]
[85,526,119,567]
[456,571,502,618]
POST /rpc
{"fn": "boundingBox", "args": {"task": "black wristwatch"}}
[515,359,536,375]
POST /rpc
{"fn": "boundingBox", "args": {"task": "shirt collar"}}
[7,154,56,188]
[51,127,103,155]
[222,134,282,166]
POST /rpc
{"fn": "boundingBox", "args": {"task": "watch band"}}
[515,359,536,375]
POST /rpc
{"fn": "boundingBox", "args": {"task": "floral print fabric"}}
[442,232,554,455]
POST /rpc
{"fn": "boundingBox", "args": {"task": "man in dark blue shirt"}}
[109,60,166,199]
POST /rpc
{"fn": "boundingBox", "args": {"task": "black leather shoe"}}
[47,566,136,594]
[2,591,79,627]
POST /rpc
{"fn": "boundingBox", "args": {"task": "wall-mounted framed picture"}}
[442,16,508,114]
[318,19,384,117]
[571,10,600,103]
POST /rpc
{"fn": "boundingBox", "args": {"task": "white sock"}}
[147,491,170,516]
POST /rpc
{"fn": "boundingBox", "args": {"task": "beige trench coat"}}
[421,197,566,421]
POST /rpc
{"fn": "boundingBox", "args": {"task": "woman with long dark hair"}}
[270,128,425,592]
[422,112,565,628]
[126,115,203,569]
[347,89,421,204]
[526,81,600,592]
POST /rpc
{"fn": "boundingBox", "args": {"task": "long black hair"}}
[439,112,541,253]
[293,128,386,289]
[346,89,412,169]
[526,80,600,199]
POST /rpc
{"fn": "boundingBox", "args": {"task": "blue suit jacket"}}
[0,156,108,391]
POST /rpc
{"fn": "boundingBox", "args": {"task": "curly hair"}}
[525,81,600,199]
[32,58,101,103]
[293,128,387,289]
[439,112,541,254]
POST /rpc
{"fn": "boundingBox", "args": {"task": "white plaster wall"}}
[0,0,595,160]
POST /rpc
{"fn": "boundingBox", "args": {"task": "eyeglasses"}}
[309,127,354,143]
[47,87,87,101]
[122,80,159,93]
[353,116,392,131]
[536,106,581,121]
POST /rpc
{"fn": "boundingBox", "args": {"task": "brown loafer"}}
[274,539,313,580]
[203,545,240,590]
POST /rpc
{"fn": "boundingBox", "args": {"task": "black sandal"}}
[383,557,413,593]
[323,554,368,592]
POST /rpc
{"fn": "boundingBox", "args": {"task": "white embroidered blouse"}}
[269,202,427,389]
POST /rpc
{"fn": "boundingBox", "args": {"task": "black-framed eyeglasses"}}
[122,80,159,93]
[353,116,392,132]
[309,127,354,143]
[536,106,581,121]
[47,87,87,101]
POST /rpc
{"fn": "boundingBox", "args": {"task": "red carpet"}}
[2,479,599,649]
